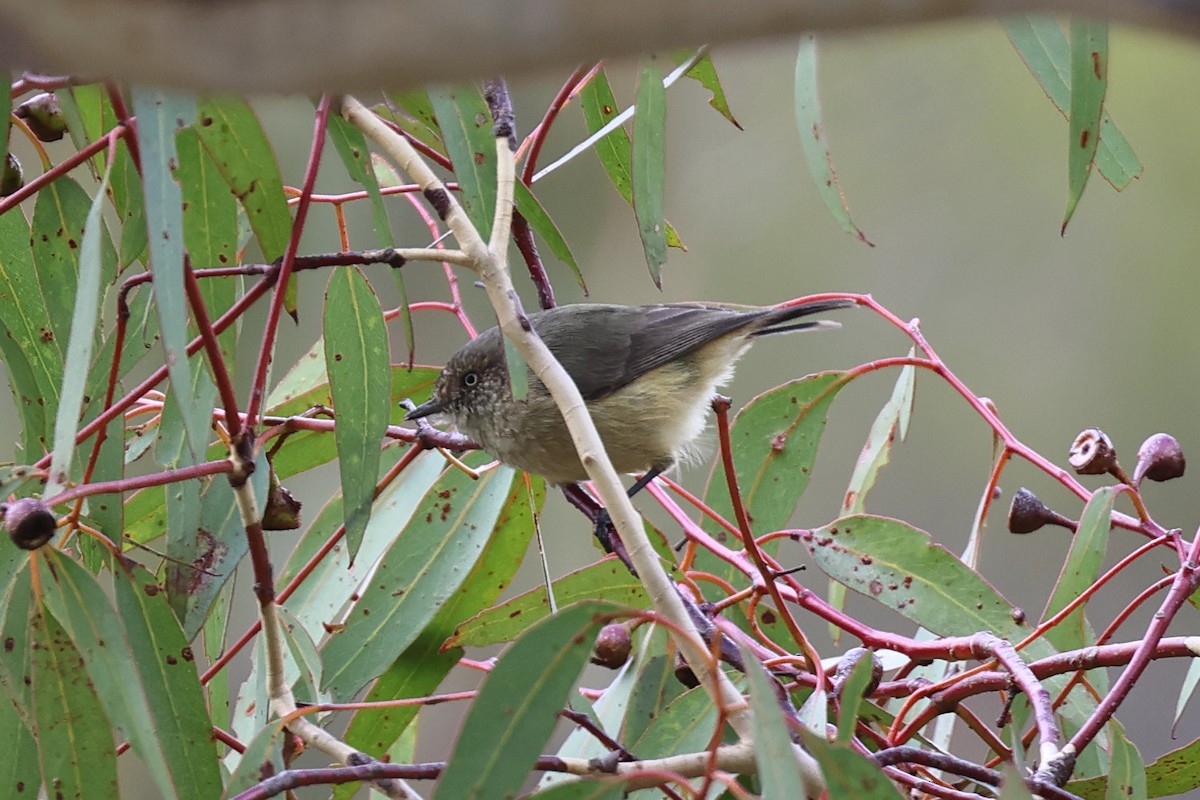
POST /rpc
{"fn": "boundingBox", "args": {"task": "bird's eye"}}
[462,371,480,388]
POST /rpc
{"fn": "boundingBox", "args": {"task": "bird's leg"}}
[562,466,666,576]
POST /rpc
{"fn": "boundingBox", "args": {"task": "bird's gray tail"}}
[751,298,856,336]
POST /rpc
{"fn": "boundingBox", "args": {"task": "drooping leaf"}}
[744,648,815,798]
[37,551,188,799]
[1062,18,1108,233]
[795,34,873,246]
[134,87,210,462]
[578,70,684,250]
[325,111,415,362]
[165,451,269,640]
[323,266,391,560]
[632,60,668,287]
[1005,16,1141,190]
[435,602,612,800]
[29,604,118,800]
[0,208,53,454]
[176,127,239,367]
[113,565,223,798]
[513,180,584,290]
[193,96,292,262]
[429,85,497,240]
[1040,486,1114,653]
[45,161,112,496]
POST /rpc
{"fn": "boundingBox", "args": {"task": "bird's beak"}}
[406,398,446,421]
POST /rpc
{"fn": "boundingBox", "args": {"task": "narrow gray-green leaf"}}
[339,468,543,769]
[325,112,415,362]
[0,675,38,800]
[320,463,517,699]
[36,551,180,798]
[632,61,668,287]
[1040,486,1114,653]
[743,646,812,797]
[177,127,239,367]
[436,602,612,800]
[429,86,497,240]
[323,267,391,560]
[30,605,118,800]
[193,96,291,262]
[45,160,112,497]
[578,70,684,250]
[795,34,874,246]
[1004,16,1141,190]
[0,208,52,454]
[513,180,584,290]
[134,87,208,461]
[114,565,223,799]
[1062,18,1108,233]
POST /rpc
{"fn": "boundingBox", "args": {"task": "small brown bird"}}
[408,299,853,486]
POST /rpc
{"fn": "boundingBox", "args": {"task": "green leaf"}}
[1062,18,1108,233]
[323,267,391,559]
[798,726,906,799]
[177,127,239,367]
[29,604,118,800]
[632,61,668,287]
[450,556,649,648]
[384,90,447,157]
[135,88,210,463]
[1067,732,1200,799]
[435,602,612,800]
[320,463,520,699]
[629,683,722,760]
[835,653,879,744]
[325,111,415,362]
[0,208,52,454]
[1040,486,1114,652]
[513,180,585,290]
[429,86,497,240]
[744,648,813,798]
[339,470,542,771]
[795,35,873,245]
[802,515,1029,639]
[193,96,292,262]
[702,371,852,544]
[578,70,684,250]
[114,566,223,798]
[36,552,181,799]
[842,357,914,516]
[1104,721,1147,800]
[1005,16,1140,191]
[0,676,39,800]
[674,50,741,129]
[45,161,112,496]
[111,140,149,267]
[833,357,913,641]
[0,552,34,716]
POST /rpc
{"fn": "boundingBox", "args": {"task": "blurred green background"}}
[10,15,1200,788]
